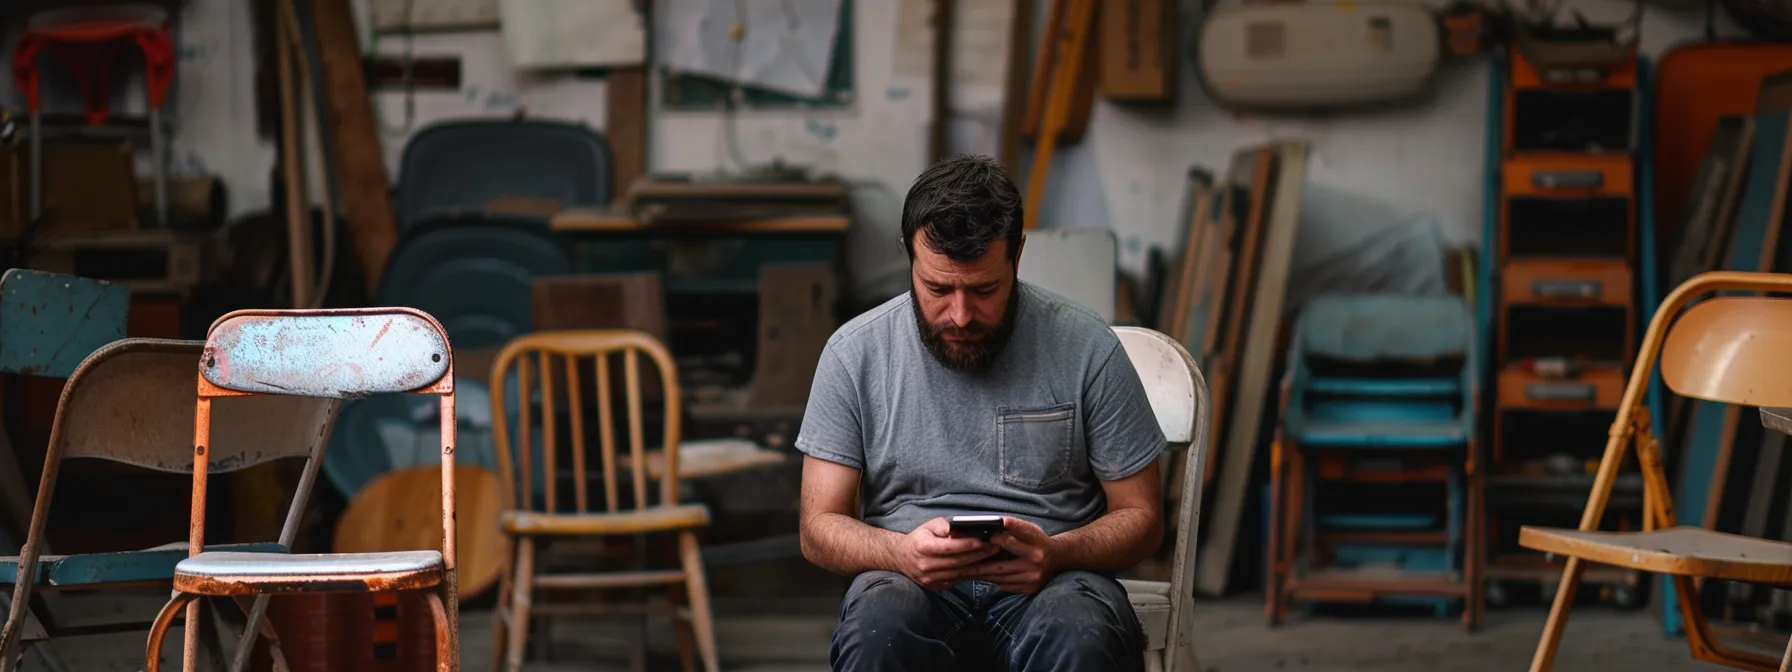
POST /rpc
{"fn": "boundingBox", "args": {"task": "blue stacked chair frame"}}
[1266,294,1482,629]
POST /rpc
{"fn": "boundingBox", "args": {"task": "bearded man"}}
[794,154,1166,671]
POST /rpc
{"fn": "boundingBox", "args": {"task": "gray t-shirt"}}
[795,281,1166,537]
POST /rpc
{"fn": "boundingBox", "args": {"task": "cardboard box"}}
[1099,0,1178,102]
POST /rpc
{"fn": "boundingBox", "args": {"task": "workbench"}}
[547,208,850,445]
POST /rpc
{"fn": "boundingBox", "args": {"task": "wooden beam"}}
[309,0,397,291]
[998,0,1034,174]
[607,67,648,203]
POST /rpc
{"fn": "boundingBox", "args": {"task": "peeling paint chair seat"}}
[1112,327,1210,672]
[172,550,444,595]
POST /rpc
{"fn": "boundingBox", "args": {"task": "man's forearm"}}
[1049,507,1162,573]
[800,512,906,576]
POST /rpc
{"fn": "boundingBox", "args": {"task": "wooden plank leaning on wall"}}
[311,0,397,290]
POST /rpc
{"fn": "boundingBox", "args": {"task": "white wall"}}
[1049,0,1746,287]
[5,0,1749,304]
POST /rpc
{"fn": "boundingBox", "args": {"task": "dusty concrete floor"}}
[22,592,1748,671]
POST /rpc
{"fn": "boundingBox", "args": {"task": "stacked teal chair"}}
[1265,293,1482,631]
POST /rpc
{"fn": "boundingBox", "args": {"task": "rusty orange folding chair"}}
[143,308,461,672]
[1523,271,1792,671]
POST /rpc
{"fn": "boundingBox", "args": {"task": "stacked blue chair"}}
[1265,293,1482,630]
[394,118,612,233]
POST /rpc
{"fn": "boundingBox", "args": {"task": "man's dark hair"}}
[900,154,1024,262]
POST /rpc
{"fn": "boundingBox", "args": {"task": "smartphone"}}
[948,514,1005,541]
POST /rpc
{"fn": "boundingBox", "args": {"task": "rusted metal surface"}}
[202,309,451,398]
[141,592,197,672]
[172,550,445,596]
[0,268,128,379]
[423,589,452,672]
[148,307,462,672]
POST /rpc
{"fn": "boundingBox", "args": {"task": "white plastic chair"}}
[1112,326,1210,672]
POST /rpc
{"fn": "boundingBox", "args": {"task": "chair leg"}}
[490,538,515,672]
[227,595,290,672]
[197,599,232,671]
[1264,433,1285,626]
[669,583,697,672]
[1171,639,1200,672]
[677,531,719,672]
[424,588,453,672]
[1779,625,1792,672]
[504,538,536,672]
[1527,556,1585,672]
[25,641,70,672]
[145,593,199,672]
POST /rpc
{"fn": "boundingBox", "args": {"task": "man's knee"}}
[835,571,935,644]
[1017,571,1145,663]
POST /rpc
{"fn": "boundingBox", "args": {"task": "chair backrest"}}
[1111,326,1210,635]
[488,330,682,516]
[1114,327,1201,445]
[193,308,456,565]
[1295,294,1473,364]
[375,214,572,351]
[56,338,338,471]
[202,309,454,397]
[0,268,129,379]
[395,118,613,232]
[6,337,342,600]
[1660,295,1792,407]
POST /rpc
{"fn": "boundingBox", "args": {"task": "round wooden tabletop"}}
[332,465,504,598]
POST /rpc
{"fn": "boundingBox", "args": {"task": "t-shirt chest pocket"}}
[995,402,1077,489]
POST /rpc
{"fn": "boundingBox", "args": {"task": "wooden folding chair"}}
[487,330,718,672]
[143,308,459,672]
[1523,270,1792,671]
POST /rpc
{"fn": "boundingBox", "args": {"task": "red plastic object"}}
[10,20,175,126]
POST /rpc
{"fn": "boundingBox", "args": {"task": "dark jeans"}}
[828,569,1146,672]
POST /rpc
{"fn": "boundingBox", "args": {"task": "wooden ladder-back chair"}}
[142,308,459,672]
[488,330,718,672]
[0,337,339,672]
[1112,326,1211,672]
[1523,270,1792,671]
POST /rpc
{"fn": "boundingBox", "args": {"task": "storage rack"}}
[1477,50,1665,611]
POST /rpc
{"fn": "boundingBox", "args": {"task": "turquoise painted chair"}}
[1265,294,1482,629]
[0,336,341,671]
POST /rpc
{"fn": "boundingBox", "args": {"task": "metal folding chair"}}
[142,308,459,672]
[0,337,338,671]
[1112,326,1210,672]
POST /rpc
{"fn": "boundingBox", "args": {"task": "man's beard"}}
[911,282,1021,374]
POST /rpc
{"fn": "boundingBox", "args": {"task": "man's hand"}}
[964,517,1060,594]
[896,517,1004,591]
